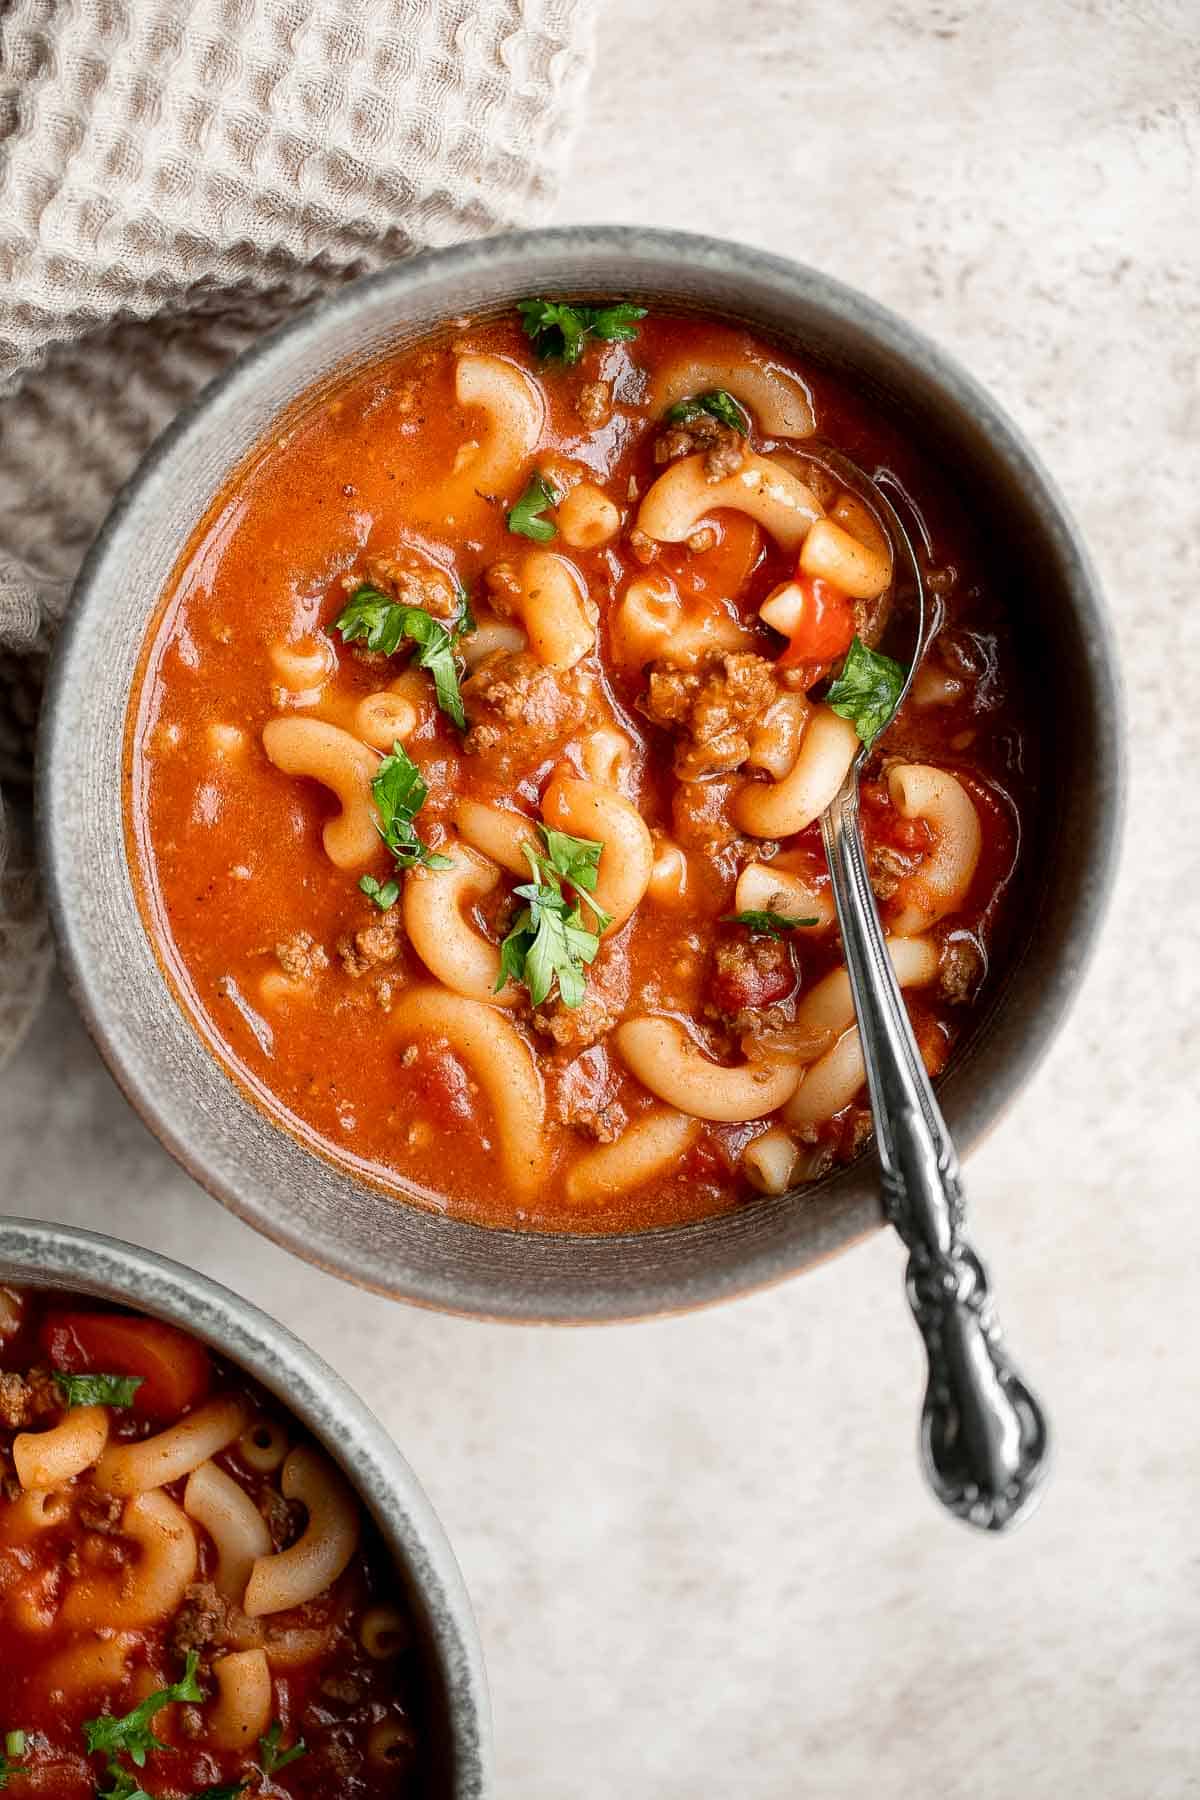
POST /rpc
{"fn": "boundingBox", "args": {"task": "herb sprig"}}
[721,910,819,939]
[334,585,473,730]
[84,1651,203,1769]
[366,742,451,877]
[496,826,611,1009]
[664,389,748,434]
[824,635,907,751]
[506,472,560,543]
[517,298,647,365]
[54,1372,143,1410]
[258,1721,308,1779]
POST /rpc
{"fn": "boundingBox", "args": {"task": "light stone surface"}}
[3,2,1198,1793]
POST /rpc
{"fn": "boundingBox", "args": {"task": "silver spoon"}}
[805,444,1050,1532]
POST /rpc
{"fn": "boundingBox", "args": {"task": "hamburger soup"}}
[126,301,1034,1233]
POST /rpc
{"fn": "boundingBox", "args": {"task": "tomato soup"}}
[126,302,1034,1233]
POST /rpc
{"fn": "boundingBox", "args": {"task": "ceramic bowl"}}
[0,1215,491,1792]
[38,225,1124,1321]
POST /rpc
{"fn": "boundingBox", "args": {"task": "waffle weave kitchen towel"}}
[0,0,596,1068]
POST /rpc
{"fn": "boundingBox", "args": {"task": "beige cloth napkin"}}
[0,0,596,1068]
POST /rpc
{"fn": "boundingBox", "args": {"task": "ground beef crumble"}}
[344,552,458,620]
[868,842,920,903]
[576,380,611,428]
[641,652,780,781]
[259,1486,304,1550]
[533,989,620,1052]
[938,932,984,1003]
[77,1489,124,1534]
[462,650,589,776]
[0,1366,61,1429]
[276,930,329,982]
[654,412,746,481]
[170,1581,230,1656]
[337,910,403,977]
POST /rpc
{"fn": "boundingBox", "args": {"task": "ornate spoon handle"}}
[821,775,1050,1530]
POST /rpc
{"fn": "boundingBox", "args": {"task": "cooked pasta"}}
[127,301,1032,1227]
[0,1291,425,1794]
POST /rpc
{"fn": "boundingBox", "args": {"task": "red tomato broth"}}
[125,309,1038,1233]
[0,1288,425,1796]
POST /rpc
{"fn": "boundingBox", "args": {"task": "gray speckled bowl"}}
[0,1216,491,1795]
[38,225,1124,1321]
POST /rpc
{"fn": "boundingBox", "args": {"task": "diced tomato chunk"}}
[777,573,855,666]
[39,1311,212,1421]
[662,511,763,601]
[709,936,795,1016]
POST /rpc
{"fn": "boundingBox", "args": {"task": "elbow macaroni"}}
[242,1444,360,1618]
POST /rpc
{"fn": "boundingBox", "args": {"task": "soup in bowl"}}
[41,228,1122,1317]
[0,1221,490,1793]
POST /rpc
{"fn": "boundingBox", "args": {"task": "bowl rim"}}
[37,223,1126,1322]
[0,1214,493,1794]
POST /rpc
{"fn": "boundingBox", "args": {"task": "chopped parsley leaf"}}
[96,1768,150,1800]
[824,635,907,751]
[506,472,560,543]
[257,1721,307,1778]
[359,873,401,911]
[517,298,647,365]
[664,389,748,434]
[333,585,470,730]
[369,742,452,874]
[53,1372,143,1410]
[721,910,819,938]
[84,1650,203,1768]
[496,827,612,1009]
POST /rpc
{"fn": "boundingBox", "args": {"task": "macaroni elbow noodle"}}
[798,516,893,600]
[734,861,835,931]
[541,776,653,929]
[648,354,815,436]
[242,1445,361,1618]
[352,688,419,752]
[61,1489,199,1628]
[887,764,983,933]
[389,988,546,1197]
[460,617,527,667]
[576,725,634,791]
[741,1126,803,1195]
[8,1485,73,1536]
[734,705,859,838]
[14,1404,109,1490]
[616,1017,801,1122]
[261,717,380,869]
[184,1458,274,1602]
[610,574,749,670]
[95,1395,250,1495]
[784,937,939,1127]
[453,798,538,876]
[636,451,823,552]
[403,842,519,1005]
[647,837,690,907]
[557,480,622,547]
[506,550,596,669]
[40,1634,136,1697]
[564,1106,700,1206]
[446,352,546,519]
[208,1649,273,1749]
[269,639,334,695]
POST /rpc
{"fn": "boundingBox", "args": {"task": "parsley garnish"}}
[721,910,819,938]
[84,1651,202,1768]
[496,826,612,1009]
[358,873,400,911]
[664,389,748,434]
[517,298,647,365]
[369,742,452,874]
[257,1721,307,1779]
[506,472,560,543]
[195,1786,249,1799]
[0,1733,27,1790]
[825,635,906,751]
[53,1371,143,1409]
[96,1769,150,1800]
[333,585,470,730]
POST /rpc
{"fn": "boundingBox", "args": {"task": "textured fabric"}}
[0,0,596,1067]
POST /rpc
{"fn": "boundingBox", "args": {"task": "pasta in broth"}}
[0,1289,423,1796]
[127,302,1034,1230]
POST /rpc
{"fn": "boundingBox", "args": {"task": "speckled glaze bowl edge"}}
[0,1215,493,1795]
